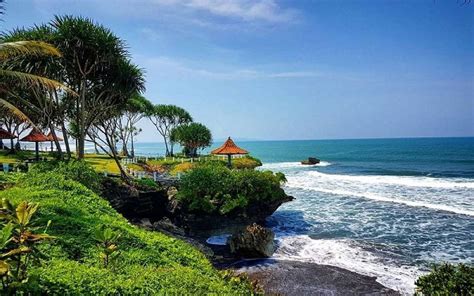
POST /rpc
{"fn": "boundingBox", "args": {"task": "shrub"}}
[415,263,474,295]
[177,166,287,214]
[170,162,195,175]
[232,156,262,169]
[27,160,102,193]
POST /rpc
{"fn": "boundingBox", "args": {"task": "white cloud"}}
[184,0,297,22]
[140,56,331,80]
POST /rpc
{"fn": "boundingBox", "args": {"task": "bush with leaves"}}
[415,263,474,295]
[0,199,53,292]
[27,160,102,193]
[177,165,287,214]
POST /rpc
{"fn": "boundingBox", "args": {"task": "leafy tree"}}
[116,94,153,157]
[148,104,193,156]
[171,122,212,157]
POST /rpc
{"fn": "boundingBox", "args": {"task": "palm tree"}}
[0,40,73,127]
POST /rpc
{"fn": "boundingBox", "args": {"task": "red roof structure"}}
[211,137,248,155]
[20,130,49,142]
[20,129,49,161]
[46,131,63,141]
[0,128,16,139]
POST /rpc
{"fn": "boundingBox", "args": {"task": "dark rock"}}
[228,224,275,258]
[301,157,320,165]
[100,177,169,220]
[234,259,401,296]
[152,217,186,236]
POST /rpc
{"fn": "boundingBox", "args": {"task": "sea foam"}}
[273,235,423,295]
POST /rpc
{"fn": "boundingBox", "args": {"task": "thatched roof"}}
[46,131,63,141]
[211,137,248,155]
[0,128,16,139]
[20,129,49,142]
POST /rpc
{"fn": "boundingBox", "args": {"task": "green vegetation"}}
[0,199,53,292]
[171,122,212,157]
[148,104,193,157]
[0,163,256,294]
[177,165,287,215]
[232,156,263,169]
[415,263,474,295]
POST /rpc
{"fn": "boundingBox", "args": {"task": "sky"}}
[3,0,474,142]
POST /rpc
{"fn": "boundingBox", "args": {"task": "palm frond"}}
[0,41,61,60]
[0,69,77,95]
[0,98,36,127]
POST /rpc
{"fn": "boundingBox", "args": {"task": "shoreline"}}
[228,258,400,295]
[206,243,401,295]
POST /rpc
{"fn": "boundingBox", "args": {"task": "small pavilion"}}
[20,129,49,161]
[211,137,248,168]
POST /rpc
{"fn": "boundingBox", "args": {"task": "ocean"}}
[138,138,473,294]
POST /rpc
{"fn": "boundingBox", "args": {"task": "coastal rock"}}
[301,157,320,165]
[228,223,275,258]
[153,217,186,236]
[100,177,169,220]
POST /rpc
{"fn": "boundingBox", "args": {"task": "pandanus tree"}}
[148,104,193,156]
[87,59,145,180]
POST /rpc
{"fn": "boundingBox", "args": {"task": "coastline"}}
[205,241,401,295]
[228,258,400,295]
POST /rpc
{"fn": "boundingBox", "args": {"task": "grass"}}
[0,167,257,294]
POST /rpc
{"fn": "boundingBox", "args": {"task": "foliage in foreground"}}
[0,168,256,294]
[415,263,474,296]
[177,165,287,214]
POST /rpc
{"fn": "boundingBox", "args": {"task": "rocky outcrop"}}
[100,178,169,220]
[301,157,320,165]
[101,177,293,237]
[228,224,275,258]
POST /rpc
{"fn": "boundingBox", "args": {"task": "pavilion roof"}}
[46,131,63,141]
[0,128,16,139]
[211,137,248,155]
[20,129,49,142]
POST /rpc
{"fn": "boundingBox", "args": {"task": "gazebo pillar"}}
[35,142,39,161]
[227,154,232,168]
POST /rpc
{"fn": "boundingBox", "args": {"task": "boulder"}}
[228,223,275,258]
[301,157,320,165]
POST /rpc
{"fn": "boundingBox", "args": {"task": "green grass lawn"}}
[0,165,256,294]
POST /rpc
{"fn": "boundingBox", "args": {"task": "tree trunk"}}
[130,134,135,158]
[77,79,86,159]
[121,143,129,157]
[61,123,71,159]
[163,136,170,157]
[49,126,63,160]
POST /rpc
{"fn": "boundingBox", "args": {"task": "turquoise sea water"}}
[134,137,473,294]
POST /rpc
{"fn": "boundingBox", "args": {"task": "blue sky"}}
[3,0,474,142]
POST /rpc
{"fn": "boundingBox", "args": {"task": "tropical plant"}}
[148,104,193,156]
[171,122,212,157]
[94,227,121,268]
[0,38,71,129]
[0,199,53,291]
[415,263,474,295]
